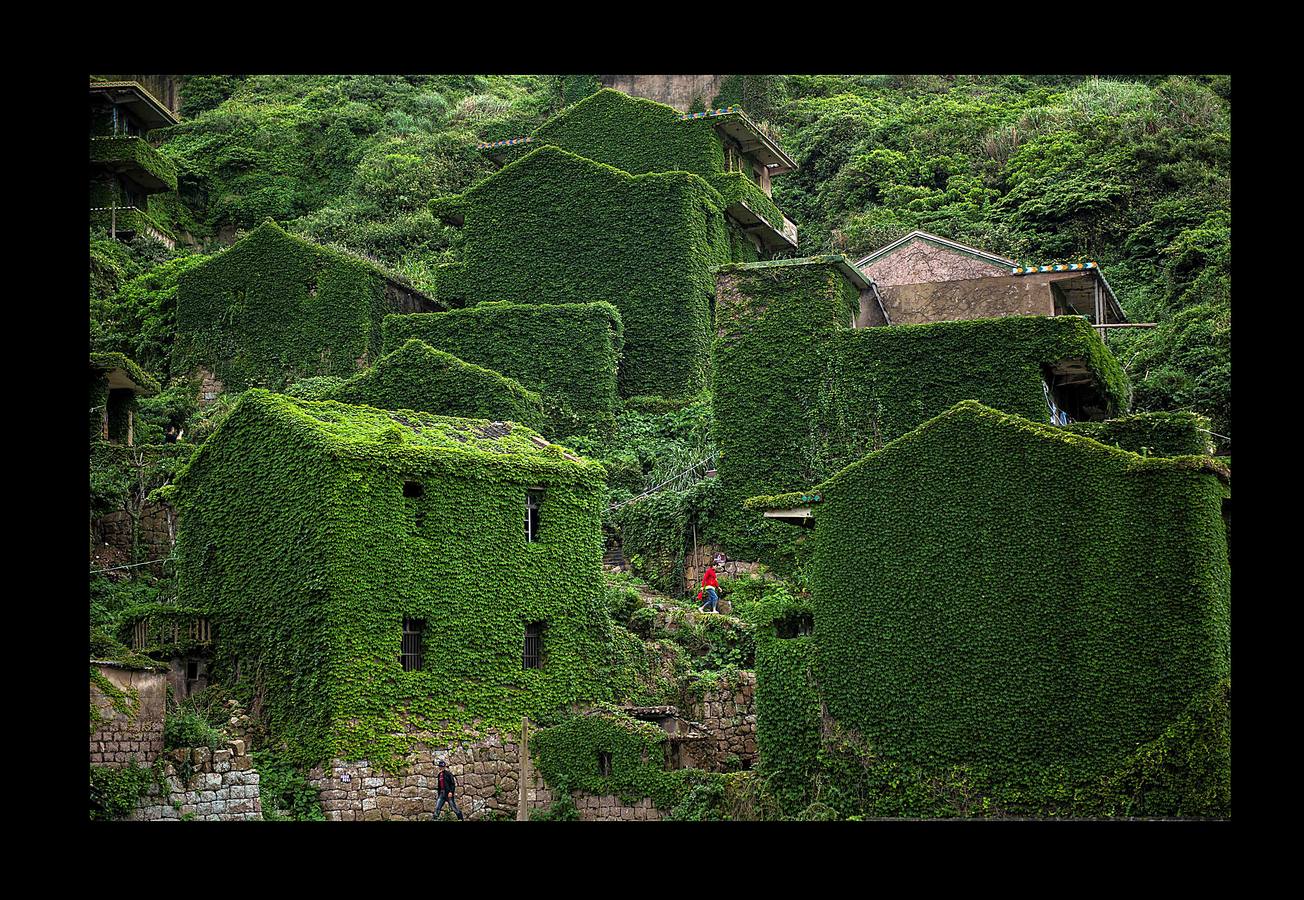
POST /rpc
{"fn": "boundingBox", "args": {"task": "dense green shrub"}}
[253,748,327,821]
[165,391,612,768]
[324,339,544,429]
[92,255,209,375]
[164,706,224,751]
[430,145,731,399]
[90,762,156,820]
[384,301,621,438]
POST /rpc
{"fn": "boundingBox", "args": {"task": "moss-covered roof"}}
[90,351,160,396]
[175,390,602,489]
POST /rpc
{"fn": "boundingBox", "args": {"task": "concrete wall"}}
[878,272,1059,325]
[90,664,166,766]
[600,75,726,113]
[861,237,1009,286]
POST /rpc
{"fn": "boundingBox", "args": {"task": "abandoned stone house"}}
[163,391,613,767]
[89,80,179,249]
[853,230,1128,334]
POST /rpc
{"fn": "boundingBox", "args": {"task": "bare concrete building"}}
[599,75,726,113]
[853,230,1127,334]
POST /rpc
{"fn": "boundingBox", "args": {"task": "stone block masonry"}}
[308,726,672,821]
[127,738,262,821]
[684,671,757,771]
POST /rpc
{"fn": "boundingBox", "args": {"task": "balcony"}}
[89,206,176,249]
[89,136,177,193]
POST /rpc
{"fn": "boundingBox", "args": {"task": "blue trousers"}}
[701,587,718,612]
[434,791,464,820]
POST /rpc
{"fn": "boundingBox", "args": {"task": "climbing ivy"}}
[384,301,622,438]
[173,220,415,392]
[1065,410,1211,457]
[323,338,545,429]
[165,391,614,770]
[431,145,731,400]
[788,401,1229,811]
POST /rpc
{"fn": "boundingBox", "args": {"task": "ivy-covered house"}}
[90,80,180,249]
[173,220,441,397]
[746,400,1231,816]
[431,145,730,400]
[711,256,1129,562]
[383,301,623,438]
[481,89,799,254]
[162,390,612,766]
[316,338,545,430]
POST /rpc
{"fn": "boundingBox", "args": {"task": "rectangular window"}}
[598,751,612,776]
[401,617,425,672]
[404,480,427,530]
[523,621,544,669]
[525,489,543,543]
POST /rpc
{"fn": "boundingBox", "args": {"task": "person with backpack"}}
[433,760,464,821]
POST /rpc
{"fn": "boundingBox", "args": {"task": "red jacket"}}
[702,566,719,589]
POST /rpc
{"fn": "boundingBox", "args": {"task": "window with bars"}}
[401,617,425,672]
[598,751,612,777]
[525,489,543,543]
[523,621,544,669]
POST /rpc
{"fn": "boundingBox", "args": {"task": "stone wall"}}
[94,500,176,567]
[90,663,166,766]
[308,728,528,821]
[860,237,1010,286]
[684,671,757,771]
[128,738,262,821]
[574,793,663,821]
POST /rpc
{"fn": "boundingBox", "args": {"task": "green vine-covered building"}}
[174,221,441,396]
[163,390,613,767]
[747,401,1231,816]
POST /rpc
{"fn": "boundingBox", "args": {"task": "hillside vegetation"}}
[90,74,1230,449]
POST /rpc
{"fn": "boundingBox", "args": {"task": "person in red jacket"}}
[697,561,720,613]
[434,760,464,821]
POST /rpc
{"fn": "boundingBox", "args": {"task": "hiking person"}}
[697,560,720,613]
[433,760,464,821]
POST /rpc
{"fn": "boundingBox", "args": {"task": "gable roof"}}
[205,220,436,306]
[748,401,1229,517]
[90,352,160,396]
[854,230,1017,270]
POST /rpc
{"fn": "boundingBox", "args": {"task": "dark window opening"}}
[598,751,612,777]
[307,277,318,298]
[404,481,427,529]
[401,617,425,672]
[775,613,814,639]
[525,489,543,543]
[523,621,544,669]
[186,660,198,680]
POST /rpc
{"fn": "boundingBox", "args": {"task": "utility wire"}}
[609,453,716,512]
[90,557,174,575]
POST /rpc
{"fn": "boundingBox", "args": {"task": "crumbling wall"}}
[128,738,262,821]
[90,664,165,766]
[94,500,176,565]
[599,75,725,113]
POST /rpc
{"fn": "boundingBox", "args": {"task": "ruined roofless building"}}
[853,230,1128,336]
